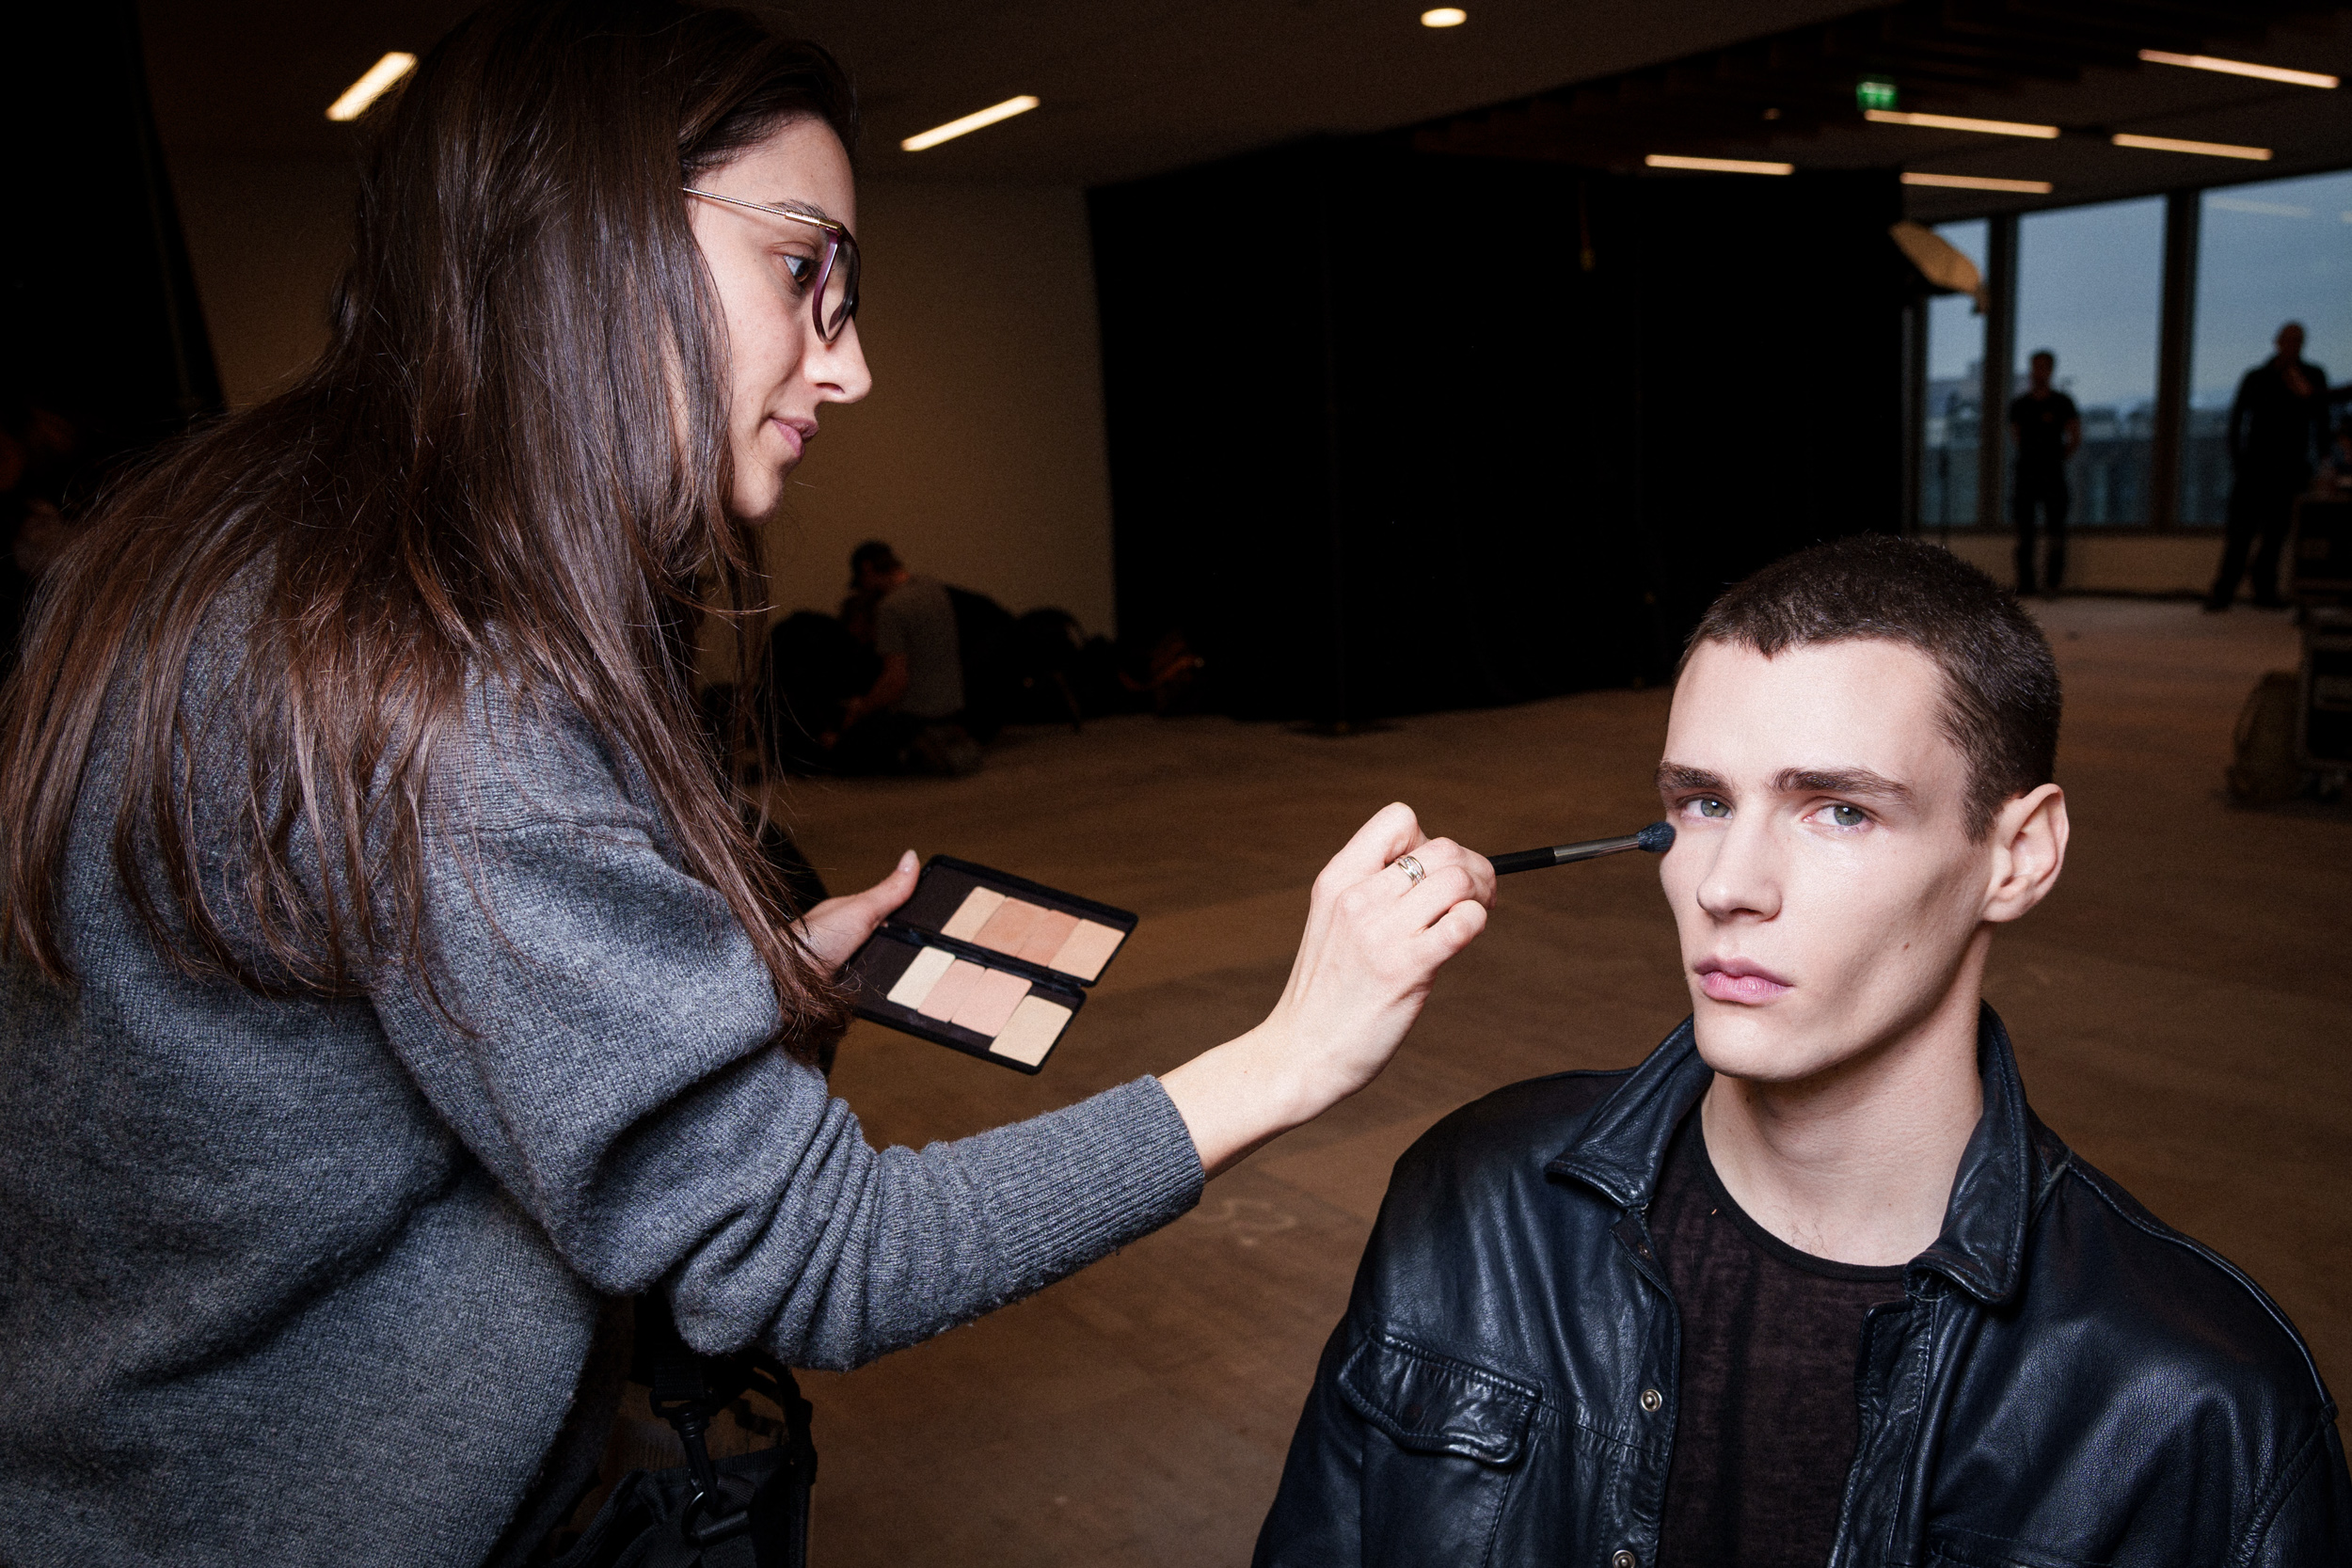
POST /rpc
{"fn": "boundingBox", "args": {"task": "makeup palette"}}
[845,856,1136,1073]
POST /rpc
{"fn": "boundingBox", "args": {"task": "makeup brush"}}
[1489,821,1675,876]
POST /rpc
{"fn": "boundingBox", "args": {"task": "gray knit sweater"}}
[0,591,1205,1564]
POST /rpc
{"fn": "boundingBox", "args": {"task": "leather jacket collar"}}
[1255,1005,2350,1567]
[1544,1005,2047,1307]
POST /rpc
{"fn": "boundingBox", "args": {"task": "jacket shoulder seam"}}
[2061,1164,2333,1404]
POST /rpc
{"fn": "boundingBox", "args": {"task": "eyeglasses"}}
[682,186,861,344]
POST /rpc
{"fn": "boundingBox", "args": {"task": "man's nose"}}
[1693,814,1781,923]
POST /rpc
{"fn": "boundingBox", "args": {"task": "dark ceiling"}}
[134,0,1898,180]
[138,0,2352,216]
[1426,0,2352,220]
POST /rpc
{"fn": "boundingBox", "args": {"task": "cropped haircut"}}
[1682,535,2061,838]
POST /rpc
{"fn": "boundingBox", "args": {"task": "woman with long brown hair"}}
[0,3,1493,1562]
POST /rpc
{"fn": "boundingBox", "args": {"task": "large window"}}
[1919,219,1987,528]
[2013,197,2165,525]
[2183,170,2352,523]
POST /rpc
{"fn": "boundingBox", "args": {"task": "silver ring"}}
[1394,853,1426,886]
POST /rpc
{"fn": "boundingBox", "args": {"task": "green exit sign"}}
[1857,75,1899,111]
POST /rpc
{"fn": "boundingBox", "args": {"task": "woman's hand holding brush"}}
[1159,803,1495,1178]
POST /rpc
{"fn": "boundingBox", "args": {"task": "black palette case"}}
[844,856,1137,1073]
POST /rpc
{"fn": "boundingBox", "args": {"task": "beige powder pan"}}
[936,888,1130,981]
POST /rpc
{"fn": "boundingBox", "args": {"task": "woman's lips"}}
[770,416,813,463]
[1696,959,1792,1005]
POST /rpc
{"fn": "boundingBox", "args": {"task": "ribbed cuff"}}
[963,1075,1206,1301]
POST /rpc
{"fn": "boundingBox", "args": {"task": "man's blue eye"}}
[1695,798,1729,819]
[1827,804,1867,827]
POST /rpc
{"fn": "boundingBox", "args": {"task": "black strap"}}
[627,1297,817,1568]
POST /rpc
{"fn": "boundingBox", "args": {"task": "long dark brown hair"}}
[0,0,856,1045]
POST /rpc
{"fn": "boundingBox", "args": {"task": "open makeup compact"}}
[845,856,1136,1073]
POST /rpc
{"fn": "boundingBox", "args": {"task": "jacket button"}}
[1639,1388,1663,1413]
[1612,1552,1638,1568]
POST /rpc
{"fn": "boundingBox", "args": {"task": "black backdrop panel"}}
[1091,144,1908,722]
[2,3,222,454]
[1626,169,1913,671]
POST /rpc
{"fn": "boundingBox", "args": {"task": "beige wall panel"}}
[762,181,1117,641]
[171,164,1118,678]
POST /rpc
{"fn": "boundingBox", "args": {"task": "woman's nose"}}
[814,320,872,404]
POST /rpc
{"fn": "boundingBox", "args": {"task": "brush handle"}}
[1488,822,1674,876]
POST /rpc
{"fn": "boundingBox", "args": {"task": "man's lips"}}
[1695,957,1792,1005]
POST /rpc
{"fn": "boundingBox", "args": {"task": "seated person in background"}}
[1255,536,2349,1568]
[828,539,976,774]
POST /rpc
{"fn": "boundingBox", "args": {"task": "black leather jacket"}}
[1255,1009,2351,1567]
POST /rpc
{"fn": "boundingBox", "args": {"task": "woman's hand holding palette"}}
[845,857,1136,1072]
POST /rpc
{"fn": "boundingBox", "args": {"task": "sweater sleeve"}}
[363,689,1203,1370]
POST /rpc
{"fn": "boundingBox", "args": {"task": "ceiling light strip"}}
[1900,172,2054,194]
[1645,154,1794,176]
[2137,50,2338,89]
[900,95,1041,152]
[2110,133,2272,161]
[1865,108,2058,139]
[326,53,417,122]
[1421,8,1468,26]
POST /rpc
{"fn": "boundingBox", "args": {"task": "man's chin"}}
[1689,999,1836,1085]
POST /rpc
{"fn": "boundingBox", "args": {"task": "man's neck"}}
[1698,954,1988,1269]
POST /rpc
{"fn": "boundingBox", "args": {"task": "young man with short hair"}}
[1254,535,2350,1567]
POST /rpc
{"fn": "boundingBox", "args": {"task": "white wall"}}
[171,155,357,409]
[168,163,1121,676]
[760,182,1118,641]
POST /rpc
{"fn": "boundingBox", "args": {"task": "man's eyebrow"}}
[1773,766,1915,802]
[1656,762,1726,793]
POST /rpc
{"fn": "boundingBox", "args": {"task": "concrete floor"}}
[771,598,2351,1566]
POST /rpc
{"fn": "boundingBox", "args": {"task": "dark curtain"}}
[1091,141,1907,722]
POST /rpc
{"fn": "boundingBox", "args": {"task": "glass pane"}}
[2013,197,2165,525]
[1921,219,1987,528]
[2184,170,2352,525]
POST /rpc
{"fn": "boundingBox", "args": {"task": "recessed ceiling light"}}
[2111,132,2271,161]
[1864,109,2058,139]
[2137,50,2338,89]
[900,95,1041,152]
[1421,8,1468,26]
[1645,154,1794,176]
[1901,172,2055,194]
[326,53,416,122]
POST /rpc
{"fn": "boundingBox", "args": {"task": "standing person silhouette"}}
[0,5,1496,1562]
[2208,322,2331,610]
[2007,350,2078,597]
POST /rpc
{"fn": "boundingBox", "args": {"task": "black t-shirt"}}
[1652,1113,1906,1568]
[2009,391,2078,470]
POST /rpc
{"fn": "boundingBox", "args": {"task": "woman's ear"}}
[1982,783,2068,925]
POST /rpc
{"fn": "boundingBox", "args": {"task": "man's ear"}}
[1982,783,2067,925]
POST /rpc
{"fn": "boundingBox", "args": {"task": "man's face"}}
[2280,324,2306,359]
[1656,639,2003,1085]
[2028,354,2054,388]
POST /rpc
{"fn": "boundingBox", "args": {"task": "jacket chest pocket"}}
[1340,1333,1541,1568]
